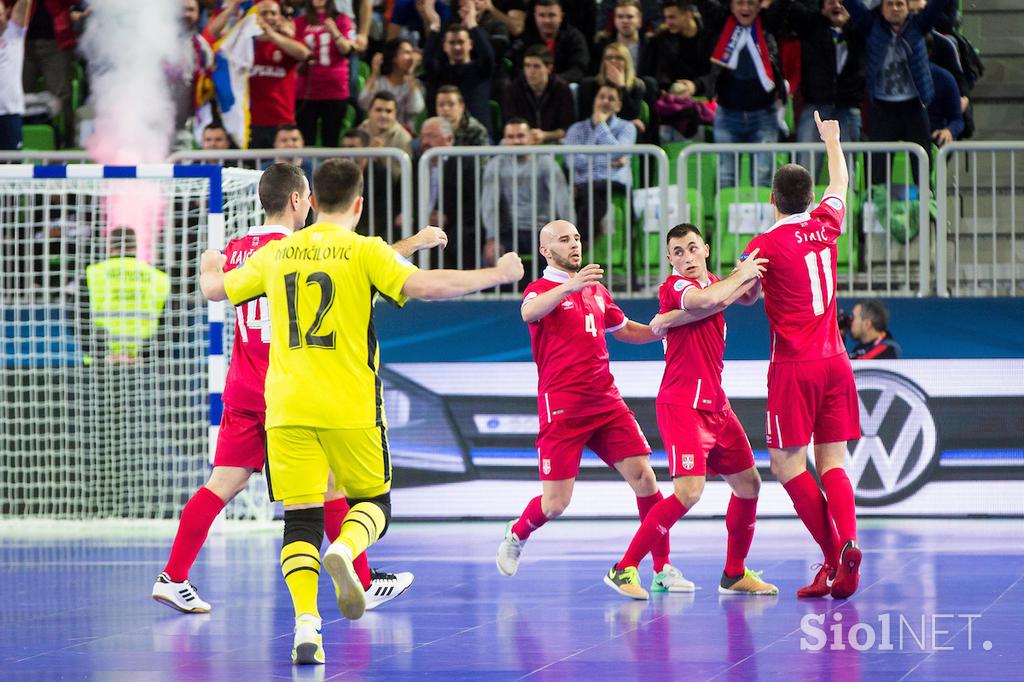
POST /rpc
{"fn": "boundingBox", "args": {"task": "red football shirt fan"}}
[743,195,848,363]
[250,40,299,127]
[295,13,353,101]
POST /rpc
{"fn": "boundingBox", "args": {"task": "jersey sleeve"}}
[812,195,846,240]
[362,236,418,307]
[667,276,700,311]
[741,234,766,262]
[601,286,627,332]
[224,243,270,305]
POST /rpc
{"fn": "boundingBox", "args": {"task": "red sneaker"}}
[796,563,834,598]
[830,541,862,599]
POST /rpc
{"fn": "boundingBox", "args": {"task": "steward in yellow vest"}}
[84,227,169,363]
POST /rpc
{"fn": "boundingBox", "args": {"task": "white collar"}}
[543,265,571,282]
[673,268,709,286]
[764,211,810,234]
[248,224,292,237]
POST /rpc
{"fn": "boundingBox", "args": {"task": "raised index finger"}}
[814,110,823,126]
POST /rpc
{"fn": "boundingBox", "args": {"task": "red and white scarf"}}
[710,16,775,93]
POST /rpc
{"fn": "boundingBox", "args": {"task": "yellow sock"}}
[337,502,387,558]
[280,540,321,619]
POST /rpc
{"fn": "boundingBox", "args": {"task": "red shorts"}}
[536,407,651,480]
[766,354,861,449]
[213,406,268,471]
[657,403,755,478]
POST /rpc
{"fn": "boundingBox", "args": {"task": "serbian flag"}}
[194,5,262,148]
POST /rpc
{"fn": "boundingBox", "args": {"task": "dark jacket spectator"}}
[417,23,493,138]
[592,0,652,74]
[512,0,590,83]
[848,299,903,359]
[503,45,576,143]
[420,3,497,138]
[927,62,963,146]
[782,0,865,110]
[641,7,714,95]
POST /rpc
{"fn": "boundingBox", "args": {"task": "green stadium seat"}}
[712,186,773,270]
[22,124,56,151]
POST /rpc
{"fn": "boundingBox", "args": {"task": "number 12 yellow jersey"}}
[223,222,417,429]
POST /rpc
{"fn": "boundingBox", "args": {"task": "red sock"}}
[617,495,686,569]
[724,495,758,578]
[511,496,549,541]
[163,486,224,582]
[324,497,371,590]
[783,471,841,566]
[821,468,857,545]
[637,491,670,571]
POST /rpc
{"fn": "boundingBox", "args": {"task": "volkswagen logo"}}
[846,369,938,506]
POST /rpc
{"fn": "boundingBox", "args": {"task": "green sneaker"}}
[604,564,649,600]
[651,563,696,593]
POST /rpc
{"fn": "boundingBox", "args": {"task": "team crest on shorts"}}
[542,458,552,475]
[679,454,695,470]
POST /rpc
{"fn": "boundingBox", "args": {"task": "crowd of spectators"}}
[0,0,986,266]
[0,0,982,154]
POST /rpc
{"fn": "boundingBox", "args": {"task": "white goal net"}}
[0,166,265,519]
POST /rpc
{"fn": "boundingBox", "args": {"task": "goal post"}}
[0,164,270,520]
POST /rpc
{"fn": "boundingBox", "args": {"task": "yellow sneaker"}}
[603,564,650,601]
[718,568,779,596]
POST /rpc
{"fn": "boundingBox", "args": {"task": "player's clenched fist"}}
[567,263,603,292]
[415,225,448,250]
[496,252,525,283]
[200,248,226,273]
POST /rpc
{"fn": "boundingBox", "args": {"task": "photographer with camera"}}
[840,299,902,360]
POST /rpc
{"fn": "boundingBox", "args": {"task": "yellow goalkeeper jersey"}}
[223,222,417,429]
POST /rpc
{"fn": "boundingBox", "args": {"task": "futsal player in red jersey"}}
[496,220,694,594]
[741,112,862,599]
[605,223,778,600]
[153,163,443,613]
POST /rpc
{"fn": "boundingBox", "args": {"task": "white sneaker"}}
[496,520,525,577]
[151,572,212,613]
[292,614,324,665]
[323,541,366,620]
[650,564,696,593]
[364,569,414,611]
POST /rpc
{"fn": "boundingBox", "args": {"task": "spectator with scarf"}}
[695,0,787,189]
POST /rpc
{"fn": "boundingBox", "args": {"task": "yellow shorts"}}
[265,425,392,506]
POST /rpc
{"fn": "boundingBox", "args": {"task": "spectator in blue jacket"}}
[926,62,962,148]
[843,0,954,183]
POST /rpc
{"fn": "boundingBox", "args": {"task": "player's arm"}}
[816,110,849,200]
[520,263,604,323]
[402,253,525,301]
[10,0,32,27]
[391,226,448,258]
[682,250,767,313]
[612,320,661,344]
[199,249,229,302]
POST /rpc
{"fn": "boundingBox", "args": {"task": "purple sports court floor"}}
[1,518,1021,680]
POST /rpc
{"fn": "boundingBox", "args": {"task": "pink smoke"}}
[80,0,182,263]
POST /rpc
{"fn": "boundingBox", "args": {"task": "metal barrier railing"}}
[936,141,1023,297]
[679,142,931,296]
[416,144,670,298]
[0,151,92,164]
[12,140,1024,298]
[167,148,414,245]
